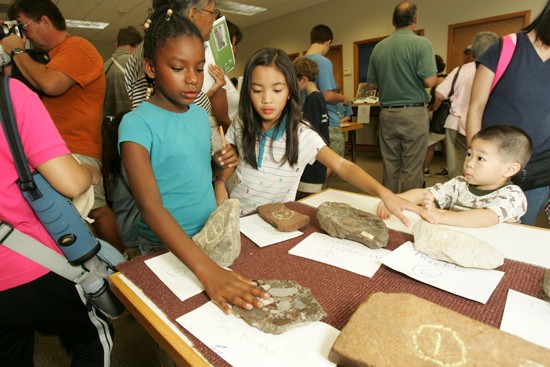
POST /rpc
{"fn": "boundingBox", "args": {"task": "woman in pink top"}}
[0,78,113,366]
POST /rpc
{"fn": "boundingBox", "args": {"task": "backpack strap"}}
[490,33,517,93]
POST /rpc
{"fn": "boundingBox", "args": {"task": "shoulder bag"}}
[430,66,461,134]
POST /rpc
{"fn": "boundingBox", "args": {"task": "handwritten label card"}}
[240,214,303,247]
[144,252,204,302]
[356,105,371,123]
[500,289,550,349]
[177,302,339,367]
[380,242,504,304]
[288,232,390,277]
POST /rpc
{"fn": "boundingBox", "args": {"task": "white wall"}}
[230,0,547,99]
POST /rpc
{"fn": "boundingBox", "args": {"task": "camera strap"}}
[0,221,89,283]
[0,76,41,199]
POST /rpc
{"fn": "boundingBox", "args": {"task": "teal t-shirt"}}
[367,29,436,106]
[118,102,216,240]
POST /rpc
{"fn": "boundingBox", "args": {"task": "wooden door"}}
[447,11,530,71]
[326,44,344,91]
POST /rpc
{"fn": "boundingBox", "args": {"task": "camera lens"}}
[0,21,23,40]
[0,24,11,39]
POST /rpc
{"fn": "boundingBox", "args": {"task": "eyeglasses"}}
[200,8,221,18]
[20,20,33,29]
[20,18,39,30]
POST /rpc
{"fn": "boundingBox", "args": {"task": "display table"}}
[339,122,363,162]
[110,189,548,367]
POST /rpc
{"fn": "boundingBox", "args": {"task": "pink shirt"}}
[0,79,70,291]
[435,62,476,136]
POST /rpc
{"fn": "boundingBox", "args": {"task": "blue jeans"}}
[521,186,549,225]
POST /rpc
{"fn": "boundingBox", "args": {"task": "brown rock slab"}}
[316,201,388,249]
[192,199,241,268]
[413,220,504,269]
[257,202,310,232]
[233,279,326,335]
[542,269,550,302]
[330,292,550,367]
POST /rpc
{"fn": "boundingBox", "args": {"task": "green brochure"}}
[208,16,235,73]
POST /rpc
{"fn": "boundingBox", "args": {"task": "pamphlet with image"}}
[208,16,235,73]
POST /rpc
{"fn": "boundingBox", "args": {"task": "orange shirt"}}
[43,36,106,160]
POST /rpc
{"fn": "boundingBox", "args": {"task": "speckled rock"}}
[541,269,550,302]
[233,279,326,335]
[316,201,389,249]
[330,292,550,367]
[413,220,504,269]
[192,199,240,267]
[257,202,310,232]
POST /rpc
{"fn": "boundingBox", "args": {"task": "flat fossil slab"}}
[233,279,326,335]
[257,203,310,232]
[330,292,550,367]
[317,201,389,249]
[413,220,504,269]
[542,269,550,302]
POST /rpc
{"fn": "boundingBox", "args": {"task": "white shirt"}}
[226,119,326,215]
[436,62,476,135]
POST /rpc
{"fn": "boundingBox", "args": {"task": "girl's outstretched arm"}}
[121,142,268,314]
[316,146,434,226]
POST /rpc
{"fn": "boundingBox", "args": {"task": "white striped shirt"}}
[227,118,326,215]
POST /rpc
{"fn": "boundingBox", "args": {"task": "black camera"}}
[0,21,24,66]
[0,20,23,39]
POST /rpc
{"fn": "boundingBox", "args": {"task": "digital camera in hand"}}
[0,21,24,66]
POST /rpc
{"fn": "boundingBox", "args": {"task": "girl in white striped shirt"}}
[217,48,431,226]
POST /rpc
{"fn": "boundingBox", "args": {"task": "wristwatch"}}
[10,47,25,59]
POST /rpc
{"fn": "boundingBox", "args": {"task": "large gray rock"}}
[316,201,389,249]
[192,199,241,267]
[330,292,550,367]
[233,279,326,335]
[413,220,504,270]
[257,202,310,232]
[542,269,550,302]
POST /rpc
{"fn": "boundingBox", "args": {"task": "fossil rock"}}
[233,279,326,335]
[192,199,241,267]
[330,292,550,367]
[316,201,388,249]
[257,203,310,232]
[412,220,504,269]
[542,269,550,302]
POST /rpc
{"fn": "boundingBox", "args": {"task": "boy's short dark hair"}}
[292,57,318,82]
[472,125,533,168]
[435,54,445,73]
[310,24,333,44]
[227,19,243,46]
[117,26,143,47]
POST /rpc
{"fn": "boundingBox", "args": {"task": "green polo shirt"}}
[367,29,436,106]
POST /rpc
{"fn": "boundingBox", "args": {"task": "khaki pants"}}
[379,107,429,193]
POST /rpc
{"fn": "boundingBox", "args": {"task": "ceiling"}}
[0,0,331,43]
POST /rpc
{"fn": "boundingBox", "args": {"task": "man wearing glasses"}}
[1,0,125,254]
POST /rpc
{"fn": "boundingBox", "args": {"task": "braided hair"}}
[143,3,203,62]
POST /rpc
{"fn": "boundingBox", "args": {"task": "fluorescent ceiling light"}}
[66,19,109,29]
[217,0,266,16]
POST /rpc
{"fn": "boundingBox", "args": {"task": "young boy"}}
[378,125,532,227]
[293,57,329,199]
